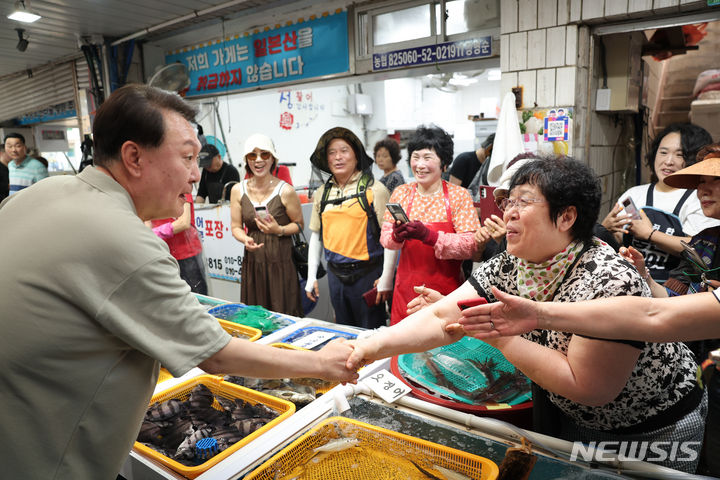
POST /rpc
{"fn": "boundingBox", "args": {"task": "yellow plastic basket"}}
[156,320,261,384]
[134,375,295,479]
[157,367,174,384]
[245,416,499,480]
[219,318,262,341]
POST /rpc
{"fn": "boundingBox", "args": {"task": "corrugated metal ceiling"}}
[0,0,288,80]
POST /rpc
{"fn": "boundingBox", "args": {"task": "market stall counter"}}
[122,294,694,480]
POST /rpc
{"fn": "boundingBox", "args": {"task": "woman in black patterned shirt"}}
[348,156,705,473]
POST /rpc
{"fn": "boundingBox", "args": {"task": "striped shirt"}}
[8,156,48,195]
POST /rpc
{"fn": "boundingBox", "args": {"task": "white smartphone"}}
[254,205,271,221]
[621,197,642,221]
[386,203,409,223]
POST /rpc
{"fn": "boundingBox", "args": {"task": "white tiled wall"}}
[538,0,557,28]
[581,0,605,20]
[518,0,538,31]
[555,66,576,105]
[557,0,570,24]
[498,0,713,216]
[536,68,556,106]
[627,0,653,14]
[509,32,528,70]
[527,29,547,69]
[546,26,567,67]
[604,0,629,18]
[518,70,537,106]
[652,0,680,12]
[500,0,518,34]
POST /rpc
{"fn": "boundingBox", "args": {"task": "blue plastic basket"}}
[278,326,357,351]
[193,293,228,310]
[397,336,531,406]
[207,303,295,336]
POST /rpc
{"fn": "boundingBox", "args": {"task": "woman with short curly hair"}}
[381,125,483,325]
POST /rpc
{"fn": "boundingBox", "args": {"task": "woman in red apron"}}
[380,126,483,324]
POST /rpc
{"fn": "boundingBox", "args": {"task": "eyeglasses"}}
[246,151,272,161]
[498,196,546,211]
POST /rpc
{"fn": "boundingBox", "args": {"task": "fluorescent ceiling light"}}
[8,1,41,23]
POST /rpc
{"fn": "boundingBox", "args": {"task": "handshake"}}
[311,336,378,384]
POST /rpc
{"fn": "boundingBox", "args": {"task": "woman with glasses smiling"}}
[347,156,704,473]
[230,134,303,317]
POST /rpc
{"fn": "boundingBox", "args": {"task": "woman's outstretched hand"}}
[406,285,443,315]
[447,287,541,338]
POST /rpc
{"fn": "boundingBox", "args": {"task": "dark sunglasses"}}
[246,151,272,161]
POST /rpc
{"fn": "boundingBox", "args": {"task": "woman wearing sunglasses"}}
[230,134,303,317]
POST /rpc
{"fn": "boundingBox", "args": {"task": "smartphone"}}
[621,197,642,221]
[680,240,706,268]
[457,297,488,310]
[254,205,271,221]
[386,203,410,223]
[476,186,504,223]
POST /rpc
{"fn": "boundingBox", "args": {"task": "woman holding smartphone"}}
[230,134,303,317]
[601,123,717,283]
[381,125,483,325]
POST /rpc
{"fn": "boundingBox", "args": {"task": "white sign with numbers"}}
[290,331,336,350]
[363,369,411,403]
[194,205,244,283]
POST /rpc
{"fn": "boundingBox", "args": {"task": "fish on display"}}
[136,384,280,466]
[224,375,319,407]
[145,398,184,421]
[465,358,530,404]
[410,459,472,480]
[312,437,359,453]
[416,352,530,405]
[175,427,212,460]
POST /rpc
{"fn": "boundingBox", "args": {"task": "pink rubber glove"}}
[404,221,439,246]
[152,222,174,240]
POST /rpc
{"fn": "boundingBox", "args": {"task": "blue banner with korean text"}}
[372,36,492,71]
[165,11,349,97]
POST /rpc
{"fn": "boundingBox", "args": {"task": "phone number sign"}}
[195,205,244,283]
[372,36,492,71]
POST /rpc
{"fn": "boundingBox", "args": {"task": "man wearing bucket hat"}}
[195,143,240,204]
[305,127,394,329]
